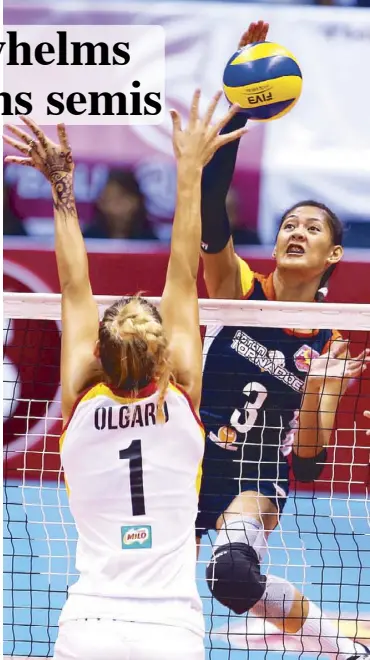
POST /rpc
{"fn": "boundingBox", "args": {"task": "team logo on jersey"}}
[267,350,285,368]
[121,525,152,549]
[209,426,238,451]
[294,345,320,373]
[260,350,285,373]
[231,330,304,393]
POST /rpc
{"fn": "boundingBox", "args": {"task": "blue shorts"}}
[196,435,290,537]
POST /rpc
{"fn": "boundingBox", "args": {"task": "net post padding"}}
[4,291,370,330]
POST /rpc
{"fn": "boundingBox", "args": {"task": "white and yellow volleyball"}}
[223,42,302,121]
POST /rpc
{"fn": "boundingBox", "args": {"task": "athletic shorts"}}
[196,436,290,537]
[53,619,204,660]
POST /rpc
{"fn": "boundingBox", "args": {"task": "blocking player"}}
[3,92,245,660]
[197,20,370,660]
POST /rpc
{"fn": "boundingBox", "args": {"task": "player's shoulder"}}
[294,328,342,360]
[61,382,104,435]
[167,382,205,434]
[236,256,272,301]
[319,328,342,355]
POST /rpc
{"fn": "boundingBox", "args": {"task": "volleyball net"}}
[3,293,370,658]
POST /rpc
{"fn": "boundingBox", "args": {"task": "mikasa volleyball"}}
[223,41,302,121]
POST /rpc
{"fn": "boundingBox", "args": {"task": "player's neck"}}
[272,269,320,302]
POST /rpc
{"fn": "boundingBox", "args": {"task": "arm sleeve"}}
[201,113,248,254]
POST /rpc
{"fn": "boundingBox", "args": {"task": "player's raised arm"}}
[160,90,246,413]
[201,20,268,300]
[4,119,100,423]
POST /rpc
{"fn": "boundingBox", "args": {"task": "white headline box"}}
[2,25,165,125]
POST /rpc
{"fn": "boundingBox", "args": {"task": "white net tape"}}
[4,291,370,329]
[3,293,370,658]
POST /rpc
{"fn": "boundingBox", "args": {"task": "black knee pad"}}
[206,542,266,615]
[292,447,328,482]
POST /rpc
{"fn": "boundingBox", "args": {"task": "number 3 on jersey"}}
[230,381,268,435]
[119,439,146,516]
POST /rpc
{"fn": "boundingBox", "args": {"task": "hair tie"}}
[318,286,328,299]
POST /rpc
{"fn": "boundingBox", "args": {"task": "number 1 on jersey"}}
[119,439,146,516]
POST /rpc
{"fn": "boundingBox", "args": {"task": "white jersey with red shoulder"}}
[59,381,205,636]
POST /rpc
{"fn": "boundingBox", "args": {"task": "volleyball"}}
[223,41,302,121]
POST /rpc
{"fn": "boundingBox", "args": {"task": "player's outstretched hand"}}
[238,20,269,50]
[307,340,370,391]
[364,410,370,436]
[170,89,247,169]
[3,118,73,183]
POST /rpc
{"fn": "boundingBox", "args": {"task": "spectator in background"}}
[3,183,26,236]
[226,187,260,245]
[84,169,157,240]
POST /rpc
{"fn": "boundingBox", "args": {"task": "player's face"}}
[274,206,343,275]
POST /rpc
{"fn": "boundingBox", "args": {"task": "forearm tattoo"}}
[30,124,77,222]
[48,150,76,221]
[51,170,77,222]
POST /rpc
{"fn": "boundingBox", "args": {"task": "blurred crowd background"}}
[3,0,370,250]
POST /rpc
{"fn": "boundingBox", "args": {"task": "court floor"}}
[3,480,370,658]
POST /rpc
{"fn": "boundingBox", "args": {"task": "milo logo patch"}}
[121,525,152,549]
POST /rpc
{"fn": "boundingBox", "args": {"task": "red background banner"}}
[3,243,370,301]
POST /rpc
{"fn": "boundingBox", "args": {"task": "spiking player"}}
[196,20,370,660]
[3,92,245,660]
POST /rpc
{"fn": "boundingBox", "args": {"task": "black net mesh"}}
[3,314,370,658]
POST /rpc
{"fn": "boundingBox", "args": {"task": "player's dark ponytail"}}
[278,200,343,302]
[315,263,338,302]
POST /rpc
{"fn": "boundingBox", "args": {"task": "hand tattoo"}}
[26,125,76,220]
[41,146,74,179]
[4,118,78,221]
